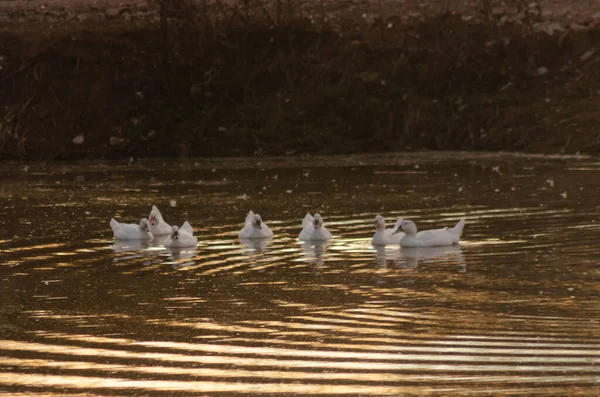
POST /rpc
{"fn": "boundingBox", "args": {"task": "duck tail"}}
[391,218,403,233]
[302,213,314,229]
[245,210,255,225]
[109,218,120,232]
[181,221,194,235]
[452,219,466,238]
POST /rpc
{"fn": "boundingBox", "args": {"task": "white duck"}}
[299,213,332,241]
[148,205,172,235]
[239,210,274,239]
[163,221,198,248]
[110,218,154,241]
[392,219,465,247]
[371,215,404,246]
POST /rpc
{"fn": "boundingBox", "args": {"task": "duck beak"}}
[256,220,262,229]
[391,227,401,235]
[149,216,156,225]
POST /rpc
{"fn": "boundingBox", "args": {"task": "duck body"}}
[164,221,198,248]
[393,219,465,247]
[148,205,172,235]
[371,216,404,246]
[299,213,332,241]
[110,218,154,241]
[239,210,274,239]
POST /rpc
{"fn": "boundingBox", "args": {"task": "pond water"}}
[1,152,599,396]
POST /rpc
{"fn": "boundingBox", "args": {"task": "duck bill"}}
[391,227,402,235]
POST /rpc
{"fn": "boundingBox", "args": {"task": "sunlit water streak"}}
[1,153,600,396]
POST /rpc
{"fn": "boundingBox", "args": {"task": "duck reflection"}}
[399,245,466,272]
[111,240,151,253]
[373,245,405,269]
[169,248,197,270]
[110,234,172,253]
[301,241,330,267]
[240,237,272,253]
[375,245,466,271]
[167,247,196,260]
[110,240,156,264]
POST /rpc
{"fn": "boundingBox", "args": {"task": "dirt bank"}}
[1,1,600,160]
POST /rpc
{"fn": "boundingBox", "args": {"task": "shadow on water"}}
[1,152,600,396]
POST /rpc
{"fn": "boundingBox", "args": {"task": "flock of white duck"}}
[110,206,198,248]
[110,205,466,249]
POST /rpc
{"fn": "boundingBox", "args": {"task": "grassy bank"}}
[1,1,599,160]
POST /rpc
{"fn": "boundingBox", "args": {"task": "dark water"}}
[1,153,600,396]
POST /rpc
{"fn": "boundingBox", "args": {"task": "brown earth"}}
[1,0,600,160]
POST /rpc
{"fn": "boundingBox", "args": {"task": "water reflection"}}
[301,241,330,267]
[399,245,467,272]
[373,245,404,269]
[111,235,196,267]
[240,237,272,253]
[373,245,466,271]
[2,154,600,396]
[111,240,152,253]
[167,248,197,270]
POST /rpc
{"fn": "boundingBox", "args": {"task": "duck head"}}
[149,205,162,225]
[375,215,385,230]
[392,219,417,236]
[252,214,263,230]
[171,226,180,240]
[313,213,324,229]
[139,218,150,233]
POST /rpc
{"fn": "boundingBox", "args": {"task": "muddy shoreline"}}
[1,1,600,161]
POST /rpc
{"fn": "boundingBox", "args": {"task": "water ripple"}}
[2,154,600,395]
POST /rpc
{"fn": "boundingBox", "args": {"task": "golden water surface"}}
[1,153,599,396]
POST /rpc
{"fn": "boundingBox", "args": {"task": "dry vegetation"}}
[1,0,599,160]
